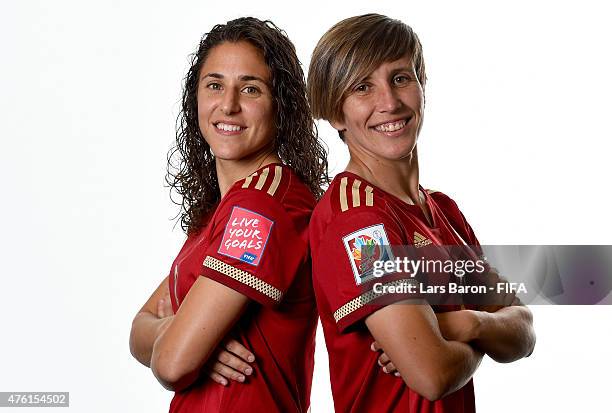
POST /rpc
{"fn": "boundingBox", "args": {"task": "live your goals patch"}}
[218,206,274,266]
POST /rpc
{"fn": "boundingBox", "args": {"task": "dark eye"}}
[242,86,260,95]
[354,83,370,93]
[207,82,222,91]
[393,75,410,85]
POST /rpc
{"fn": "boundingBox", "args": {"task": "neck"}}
[215,149,281,198]
[345,145,422,206]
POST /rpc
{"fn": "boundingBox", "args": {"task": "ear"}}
[329,118,347,134]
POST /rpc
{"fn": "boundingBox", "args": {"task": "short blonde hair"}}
[308,14,426,125]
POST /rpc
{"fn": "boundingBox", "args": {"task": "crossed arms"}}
[366,287,536,401]
[130,273,536,398]
[129,275,250,391]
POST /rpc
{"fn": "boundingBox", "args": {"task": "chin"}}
[212,144,270,162]
[372,141,417,161]
[213,152,250,162]
[209,145,246,161]
[377,151,414,161]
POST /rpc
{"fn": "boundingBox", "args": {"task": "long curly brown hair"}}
[167,17,329,234]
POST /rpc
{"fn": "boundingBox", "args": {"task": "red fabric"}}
[167,164,317,413]
[310,172,480,413]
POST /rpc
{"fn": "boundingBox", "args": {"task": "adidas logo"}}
[414,231,432,248]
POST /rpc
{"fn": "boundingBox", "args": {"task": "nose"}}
[376,84,402,113]
[220,88,240,115]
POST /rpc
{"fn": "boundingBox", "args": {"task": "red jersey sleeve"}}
[313,209,421,333]
[201,187,307,307]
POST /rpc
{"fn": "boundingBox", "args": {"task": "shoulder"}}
[231,164,290,200]
[224,164,314,210]
[425,187,480,245]
[214,164,315,237]
[425,187,471,226]
[425,188,461,210]
[315,174,390,219]
[311,174,400,243]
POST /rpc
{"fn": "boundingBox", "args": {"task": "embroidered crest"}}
[218,206,274,266]
[342,224,394,285]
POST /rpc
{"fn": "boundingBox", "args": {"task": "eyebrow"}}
[200,72,268,84]
[356,66,416,83]
[381,66,416,78]
[391,66,416,74]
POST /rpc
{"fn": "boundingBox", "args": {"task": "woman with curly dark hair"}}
[129,17,327,413]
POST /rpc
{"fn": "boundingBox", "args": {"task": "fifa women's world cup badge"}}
[342,224,395,285]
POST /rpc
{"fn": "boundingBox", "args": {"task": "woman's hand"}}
[157,294,174,318]
[370,310,481,377]
[370,341,400,376]
[155,296,255,386]
[206,339,255,386]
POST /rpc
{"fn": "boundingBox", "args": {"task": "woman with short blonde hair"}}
[308,13,535,413]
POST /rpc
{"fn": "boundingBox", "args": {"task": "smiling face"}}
[332,56,424,162]
[197,41,276,161]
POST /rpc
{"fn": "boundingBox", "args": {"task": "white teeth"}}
[374,120,407,132]
[216,122,243,132]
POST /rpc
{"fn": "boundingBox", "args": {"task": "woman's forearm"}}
[472,306,536,363]
[367,304,484,401]
[129,311,173,367]
[435,339,483,399]
[149,277,250,392]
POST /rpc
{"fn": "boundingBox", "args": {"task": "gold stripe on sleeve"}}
[242,172,257,189]
[339,177,349,212]
[365,185,374,206]
[254,167,270,190]
[351,179,361,207]
[203,256,283,302]
[267,165,283,196]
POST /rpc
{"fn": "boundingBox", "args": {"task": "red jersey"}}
[310,171,480,413]
[168,164,317,413]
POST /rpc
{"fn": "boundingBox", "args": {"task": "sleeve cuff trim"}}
[333,278,419,323]
[203,256,283,302]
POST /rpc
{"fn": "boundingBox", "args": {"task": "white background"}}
[1,0,611,411]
